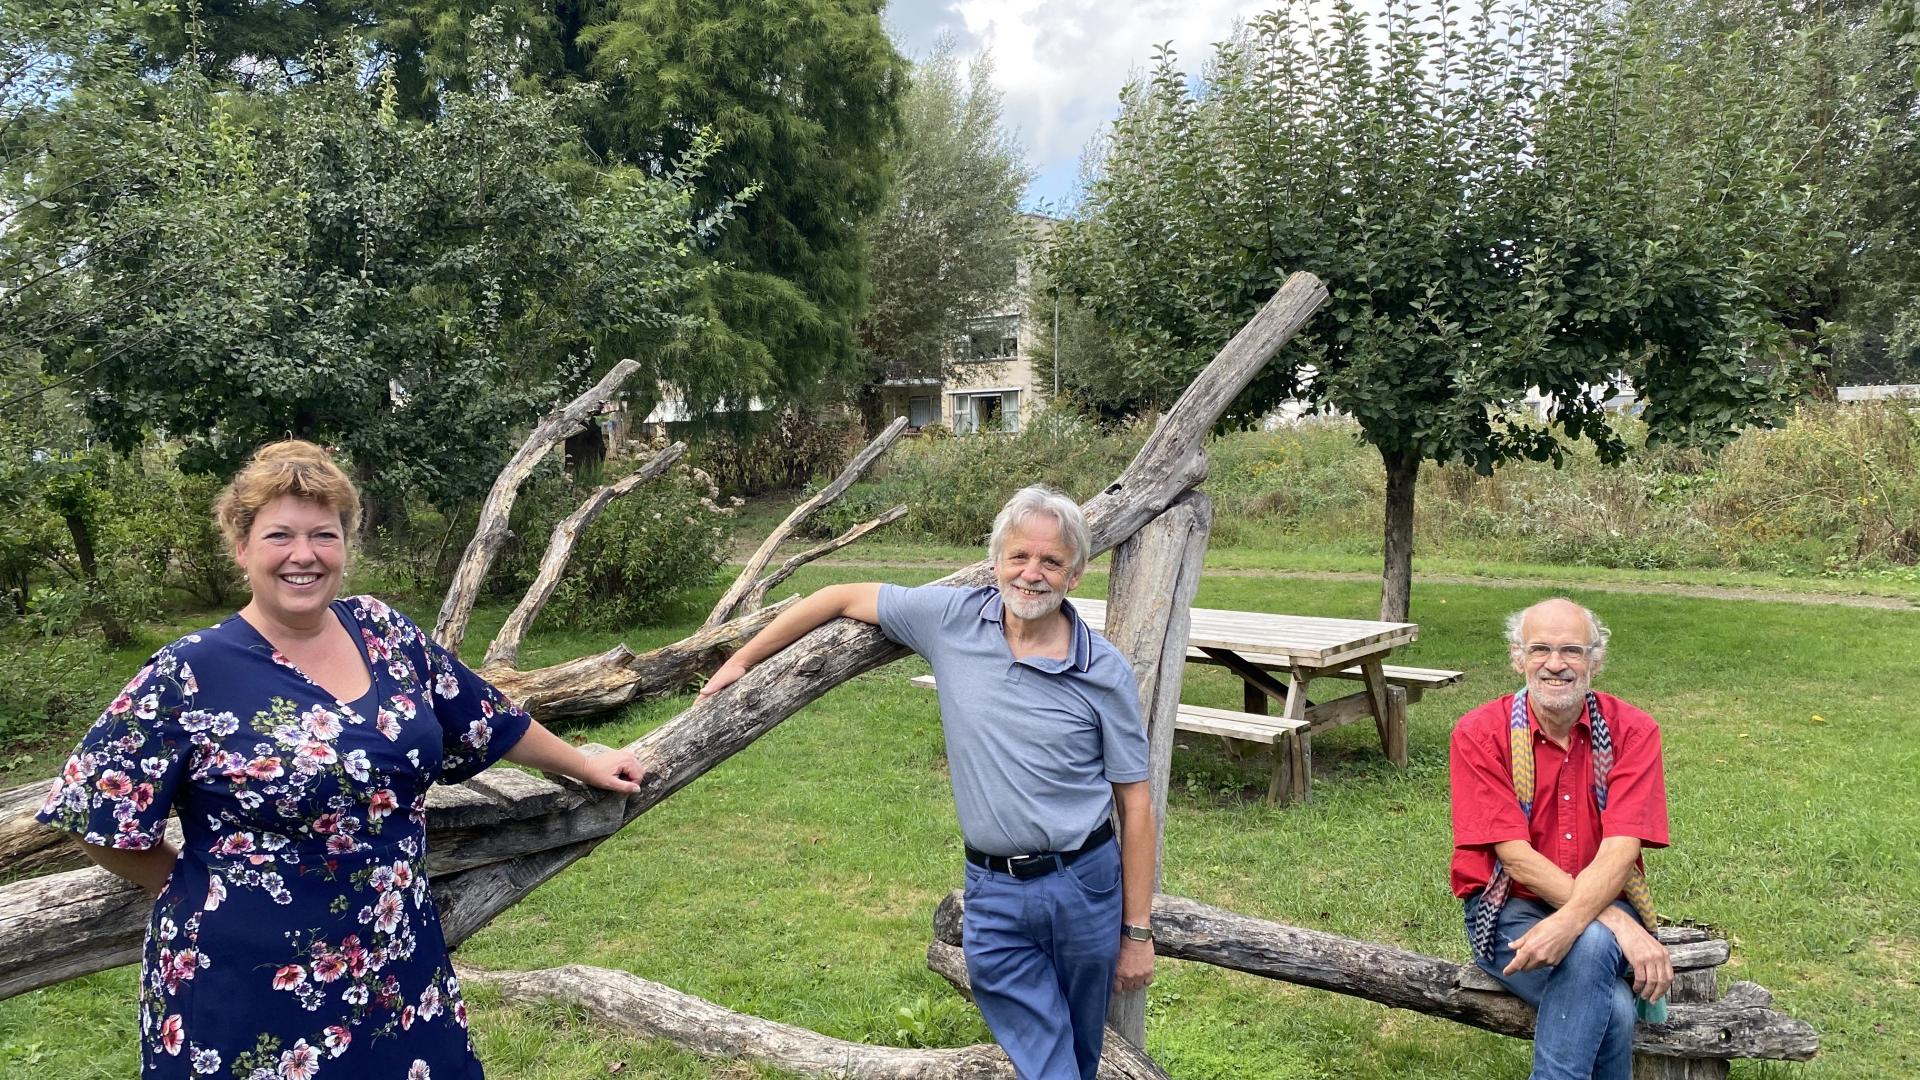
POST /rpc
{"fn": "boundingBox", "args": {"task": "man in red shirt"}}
[1449,598,1674,1080]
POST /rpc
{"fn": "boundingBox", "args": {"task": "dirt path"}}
[772,555,1918,610]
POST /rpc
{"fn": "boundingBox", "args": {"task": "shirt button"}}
[1563,794,1571,801]
[1564,833,1574,840]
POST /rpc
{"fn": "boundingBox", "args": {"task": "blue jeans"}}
[1466,895,1637,1080]
[962,837,1123,1080]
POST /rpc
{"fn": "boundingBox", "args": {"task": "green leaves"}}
[3,18,719,510]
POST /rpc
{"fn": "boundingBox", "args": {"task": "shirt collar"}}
[977,587,1093,672]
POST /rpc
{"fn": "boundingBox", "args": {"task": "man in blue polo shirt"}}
[701,485,1156,1079]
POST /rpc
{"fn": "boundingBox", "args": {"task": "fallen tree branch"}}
[465,960,1168,1080]
[435,359,642,653]
[481,596,795,718]
[932,892,1817,1063]
[0,599,799,881]
[481,442,687,670]
[705,416,910,628]
[741,505,908,613]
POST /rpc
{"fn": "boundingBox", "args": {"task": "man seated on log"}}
[702,485,1155,1079]
[1450,598,1675,1080]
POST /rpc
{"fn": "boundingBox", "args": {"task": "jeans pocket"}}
[1065,847,1120,897]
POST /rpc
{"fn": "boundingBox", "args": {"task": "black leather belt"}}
[965,820,1115,880]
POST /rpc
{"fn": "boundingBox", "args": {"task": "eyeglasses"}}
[1523,643,1596,663]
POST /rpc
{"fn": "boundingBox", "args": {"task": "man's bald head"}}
[1504,598,1610,675]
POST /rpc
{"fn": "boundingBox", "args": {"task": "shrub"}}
[686,410,867,497]
[0,631,112,759]
[806,407,1142,546]
[495,462,730,631]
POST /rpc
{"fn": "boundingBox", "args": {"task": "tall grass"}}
[814,402,1920,580]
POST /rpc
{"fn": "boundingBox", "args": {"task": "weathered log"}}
[466,960,1168,1080]
[481,596,796,719]
[706,415,911,628]
[435,359,642,653]
[933,892,1817,1063]
[740,504,909,614]
[0,863,147,999]
[1100,491,1212,1045]
[0,754,632,999]
[924,941,1172,1080]
[481,442,686,670]
[0,598,800,882]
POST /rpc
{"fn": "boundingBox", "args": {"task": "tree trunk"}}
[468,961,1170,1080]
[1378,449,1420,623]
[62,514,96,581]
[435,359,642,653]
[1099,491,1211,1045]
[64,511,131,646]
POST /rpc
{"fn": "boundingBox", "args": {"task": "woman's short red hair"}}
[213,440,362,552]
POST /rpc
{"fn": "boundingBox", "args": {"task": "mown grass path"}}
[3,564,1913,1078]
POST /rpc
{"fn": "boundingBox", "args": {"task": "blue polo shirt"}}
[877,583,1148,856]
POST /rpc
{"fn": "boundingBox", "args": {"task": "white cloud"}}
[888,0,1272,207]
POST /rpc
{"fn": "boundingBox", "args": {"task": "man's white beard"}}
[1529,672,1589,713]
[1001,583,1064,621]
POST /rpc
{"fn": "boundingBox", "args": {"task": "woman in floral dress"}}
[36,440,646,1079]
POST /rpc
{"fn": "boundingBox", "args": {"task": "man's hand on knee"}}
[1503,910,1584,975]
[1599,908,1674,1002]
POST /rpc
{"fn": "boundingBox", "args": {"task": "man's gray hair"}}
[988,486,1090,576]
[1504,598,1611,673]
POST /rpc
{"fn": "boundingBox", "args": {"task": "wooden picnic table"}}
[1071,597,1427,773]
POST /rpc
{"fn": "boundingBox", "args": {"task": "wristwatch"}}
[1122,923,1154,942]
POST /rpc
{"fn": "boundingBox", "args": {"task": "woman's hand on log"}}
[577,747,648,794]
[1115,937,1155,992]
[698,656,750,699]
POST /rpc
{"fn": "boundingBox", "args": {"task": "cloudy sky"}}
[884,0,1273,212]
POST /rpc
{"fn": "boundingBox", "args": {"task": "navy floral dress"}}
[36,595,530,1080]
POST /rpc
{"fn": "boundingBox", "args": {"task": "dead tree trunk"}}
[435,359,641,653]
[480,442,686,670]
[1099,491,1211,1045]
[706,416,910,628]
[467,961,1169,1080]
[933,892,1817,1064]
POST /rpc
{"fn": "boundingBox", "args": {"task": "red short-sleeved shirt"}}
[1449,691,1669,900]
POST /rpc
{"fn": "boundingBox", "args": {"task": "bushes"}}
[493,461,731,631]
[806,409,1142,546]
[686,410,868,497]
[799,402,1920,576]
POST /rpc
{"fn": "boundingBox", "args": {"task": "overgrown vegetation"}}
[814,402,1920,580]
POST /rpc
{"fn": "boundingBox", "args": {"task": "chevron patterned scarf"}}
[1468,689,1657,960]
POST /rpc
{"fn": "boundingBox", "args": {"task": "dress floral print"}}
[37,596,529,1078]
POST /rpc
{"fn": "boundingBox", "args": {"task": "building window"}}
[908,394,939,428]
[950,390,1020,434]
[955,315,1019,361]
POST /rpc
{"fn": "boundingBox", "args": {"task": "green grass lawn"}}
[3,560,1916,1078]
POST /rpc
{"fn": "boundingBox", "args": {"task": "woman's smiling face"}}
[234,495,347,625]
